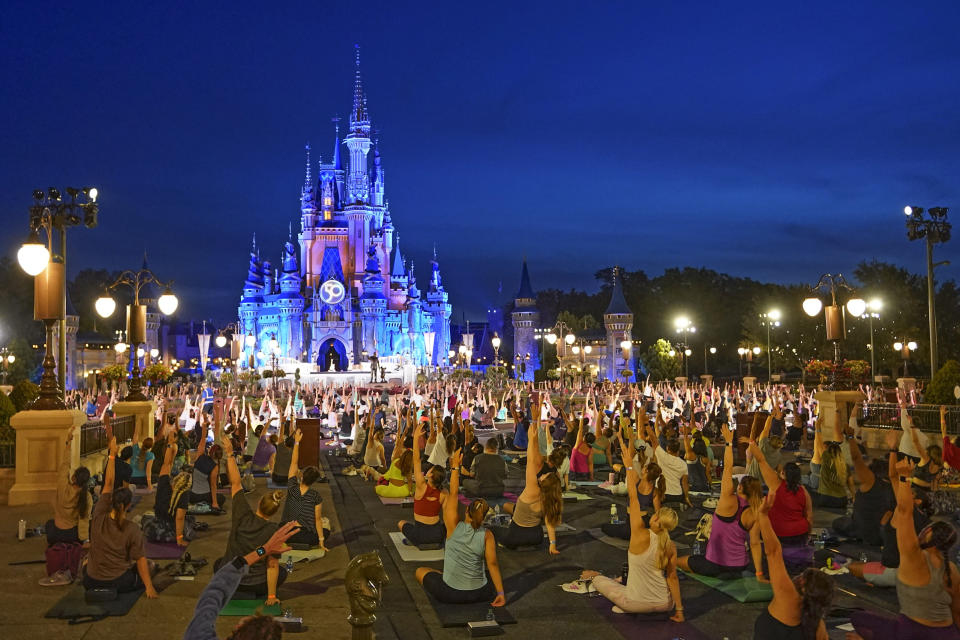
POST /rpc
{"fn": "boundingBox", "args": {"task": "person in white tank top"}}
[579,436,685,618]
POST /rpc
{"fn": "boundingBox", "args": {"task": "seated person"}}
[592,427,614,469]
[216,435,287,603]
[806,413,847,509]
[148,432,193,546]
[602,433,664,540]
[581,465,683,617]
[106,445,133,491]
[190,437,223,508]
[753,492,835,639]
[84,436,158,598]
[415,448,506,606]
[463,437,507,498]
[679,422,764,580]
[369,449,415,498]
[496,413,564,554]
[398,423,448,546]
[281,429,330,550]
[648,425,691,507]
[747,440,812,545]
[682,429,711,493]
[183,522,298,640]
[830,417,893,546]
[570,419,595,481]
[745,411,784,482]
[270,432,296,487]
[130,436,155,490]
[46,423,91,547]
[364,425,386,473]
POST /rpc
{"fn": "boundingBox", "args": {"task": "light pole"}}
[491,333,501,366]
[904,206,951,377]
[893,340,918,377]
[268,334,280,392]
[738,346,760,377]
[856,298,882,380]
[674,316,696,378]
[760,309,781,381]
[620,339,633,381]
[17,187,99,407]
[801,274,865,388]
[96,267,178,401]
[0,349,15,385]
[570,338,592,385]
[704,346,716,375]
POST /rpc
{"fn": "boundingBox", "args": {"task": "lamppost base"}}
[31,319,65,411]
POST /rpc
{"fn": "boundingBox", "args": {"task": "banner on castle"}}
[198,332,210,371]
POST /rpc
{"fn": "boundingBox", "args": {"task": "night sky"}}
[2,1,958,324]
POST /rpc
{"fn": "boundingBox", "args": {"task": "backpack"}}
[693,513,712,542]
[45,542,85,578]
[141,513,196,543]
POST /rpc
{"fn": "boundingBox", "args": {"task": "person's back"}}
[473,452,507,496]
[625,536,670,608]
[442,521,487,590]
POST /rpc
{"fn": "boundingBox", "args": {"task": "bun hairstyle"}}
[258,490,285,517]
[268,434,279,446]
[466,498,489,529]
[427,465,445,488]
[584,432,596,445]
[72,466,91,518]
[928,444,943,467]
[111,487,133,527]
[208,444,223,462]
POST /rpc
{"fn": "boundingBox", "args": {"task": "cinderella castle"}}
[238,47,452,373]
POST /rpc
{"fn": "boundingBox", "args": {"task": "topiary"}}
[925,359,960,405]
[0,392,16,428]
[9,380,39,412]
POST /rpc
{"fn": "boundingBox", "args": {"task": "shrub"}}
[0,392,16,427]
[9,380,39,412]
[926,359,960,405]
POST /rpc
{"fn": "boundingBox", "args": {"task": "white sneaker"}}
[560,579,596,594]
[39,569,72,586]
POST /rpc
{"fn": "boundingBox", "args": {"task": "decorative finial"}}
[433,243,437,261]
[332,116,340,138]
[288,221,292,240]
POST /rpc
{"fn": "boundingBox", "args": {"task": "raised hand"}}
[108,435,118,456]
[294,428,303,444]
[450,448,463,469]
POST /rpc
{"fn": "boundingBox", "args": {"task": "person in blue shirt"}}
[201,383,214,415]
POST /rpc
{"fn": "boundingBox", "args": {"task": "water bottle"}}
[285,556,294,574]
[17,519,26,541]
[610,503,618,524]
[859,552,868,564]
[486,608,495,621]
[693,540,702,556]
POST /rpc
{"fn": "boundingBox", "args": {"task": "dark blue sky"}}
[2,1,958,323]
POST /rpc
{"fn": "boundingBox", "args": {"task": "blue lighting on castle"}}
[238,46,452,371]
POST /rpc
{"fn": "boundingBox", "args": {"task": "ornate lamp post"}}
[904,206,951,377]
[674,316,696,378]
[893,340,918,377]
[96,267,178,401]
[801,273,865,388]
[760,309,781,381]
[491,333,502,366]
[17,187,99,403]
[0,349,15,385]
[737,346,761,377]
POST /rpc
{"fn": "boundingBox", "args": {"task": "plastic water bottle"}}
[610,503,618,524]
[693,540,702,556]
[859,552,868,564]
[285,556,294,574]
[486,608,495,621]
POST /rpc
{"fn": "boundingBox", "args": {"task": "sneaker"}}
[342,467,357,477]
[39,569,72,586]
[560,579,596,594]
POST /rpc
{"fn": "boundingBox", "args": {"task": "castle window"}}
[324,197,332,206]
[324,211,331,220]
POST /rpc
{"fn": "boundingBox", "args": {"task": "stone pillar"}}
[699,374,713,388]
[897,378,917,394]
[113,400,156,443]
[813,390,866,439]
[674,376,688,386]
[743,376,757,390]
[9,409,84,506]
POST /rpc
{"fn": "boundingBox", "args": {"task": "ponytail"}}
[72,467,91,519]
[654,507,679,570]
[138,438,153,468]
[797,568,834,640]
[110,488,133,529]
[920,522,958,588]
[466,499,488,529]
[646,462,666,503]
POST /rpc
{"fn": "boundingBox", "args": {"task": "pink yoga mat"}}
[144,540,186,559]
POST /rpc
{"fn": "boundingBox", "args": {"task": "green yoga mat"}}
[221,599,284,616]
[681,570,772,603]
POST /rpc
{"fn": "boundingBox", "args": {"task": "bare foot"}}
[580,570,600,580]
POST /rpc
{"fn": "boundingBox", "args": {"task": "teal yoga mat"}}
[681,570,772,603]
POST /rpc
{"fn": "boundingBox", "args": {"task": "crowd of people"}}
[40,378,960,639]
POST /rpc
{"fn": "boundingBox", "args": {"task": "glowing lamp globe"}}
[95,294,117,318]
[752,347,761,355]
[215,335,227,348]
[738,347,746,355]
[136,348,145,358]
[668,349,676,357]
[869,298,883,312]
[845,298,867,317]
[710,347,717,354]
[893,342,903,351]
[564,334,575,345]
[18,232,50,276]
[802,298,823,317]
[245,333,256,348]
[157,288,178,315]
[150,348,159,358]
[620,340,631,349]
[545,332,557,345]
[768,309,781,321]
[572,346,580,355]
[907,341,918,351]
[491,335,501,349]
[584,345,592,354]
[7,354,15,364]
[904,206,913,216]
[115,342,127,354]
[684,348,692,356]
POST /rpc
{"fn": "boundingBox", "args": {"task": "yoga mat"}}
[267,480,287,490]
[221,599,283,616]
[44,585,144,622]
[587,527,629,550]
[544,522,577,535]
[379,496,414,506]
[144,540,185,559]
[284,548,326,563]
[562,491,593,501]
[425,591,516,627]
[457,492,518,506]
[570,481,604,486]
[388,532,445,562]
[586,592,710,640]
[680,570,772,603]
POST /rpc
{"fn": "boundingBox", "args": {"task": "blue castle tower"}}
[238,46,452,371]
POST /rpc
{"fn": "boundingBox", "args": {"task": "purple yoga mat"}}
[587,591,711,640]
[144,541,186,559]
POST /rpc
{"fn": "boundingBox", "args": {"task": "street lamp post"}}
[96,267,178,401]
[904,206,951,377]
[17,187,99,402]
[893,340,918,377]
[704,346,716,375]
[674,316,696,378]
[268,334,280,392]
[738,346,760,377]
[0,349,15,385]
[491,333,501,366]
[801,273,864,388]
[761,309,781,381]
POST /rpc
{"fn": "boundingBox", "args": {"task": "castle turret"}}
[423,248,451,366]
[603,267,634,381]
[278,230,305,359]
[240,235,265,360]
[345,45,372,204]
[359,245,387,355]
[511,259,540,381]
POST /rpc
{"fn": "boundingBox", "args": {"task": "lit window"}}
[324,211,331,220]
[324,197,332,206]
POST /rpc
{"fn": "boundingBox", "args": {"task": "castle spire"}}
[332,117,342,171]
[605,266,631,315]
[391,235,406,277]
[301,143,316,212]
[350,44,369,132]
[303,143,311,189]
